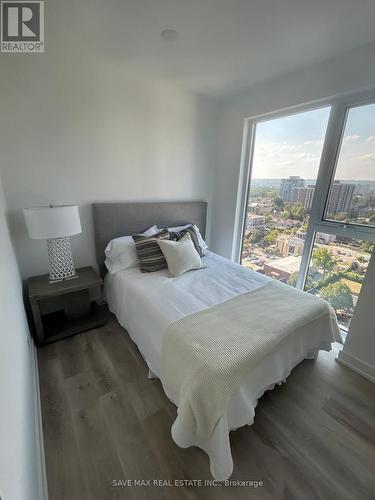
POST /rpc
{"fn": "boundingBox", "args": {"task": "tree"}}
[283,203,304,221]
[288,272,298,287]
[349,261,361,273]
[249,230,265,244]
[250,187,278,199]
[264,229,279,246]
[273,197,284,210]
[312,248,337,280]
[288,272,314,289]
[320,282,353,312]
[348,207,359,219]
[359,240,374,254]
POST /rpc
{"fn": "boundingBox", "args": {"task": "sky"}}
[252,103,375,180]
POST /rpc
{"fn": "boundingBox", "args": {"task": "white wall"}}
[0,176,43,500]
[210,41,375,258]
[0,53,217,279]
[338,251,375,382]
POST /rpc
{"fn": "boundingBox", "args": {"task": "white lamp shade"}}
[23,205,82,239]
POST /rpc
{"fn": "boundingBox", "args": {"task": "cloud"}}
[304,140,323,146]
[257,141,297,153]
[358,153,375,162]
[255,141,296,159]
[296,152,317,160]
[279,161,294,167]
[255,140,322,169]
[366,136,375,144]
[343,134,360,144]
[279,143,297,152]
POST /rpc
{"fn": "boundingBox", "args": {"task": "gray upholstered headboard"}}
[92,201,207,275]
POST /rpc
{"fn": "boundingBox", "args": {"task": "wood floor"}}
[37,319,375,500]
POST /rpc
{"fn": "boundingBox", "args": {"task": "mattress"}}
[104,251,337,479]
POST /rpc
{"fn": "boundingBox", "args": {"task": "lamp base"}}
[47,237,78,282]
[49,274,79,284]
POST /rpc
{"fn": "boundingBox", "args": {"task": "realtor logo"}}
[1,1,44,52]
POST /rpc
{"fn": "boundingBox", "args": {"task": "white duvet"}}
[104,251,270,377]
[104,251,339,480]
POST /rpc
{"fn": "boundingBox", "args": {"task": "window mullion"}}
[295,103,348,289]
[314,221,375,242]
[232,119,256,262]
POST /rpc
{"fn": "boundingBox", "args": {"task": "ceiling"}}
[52,0,375,96]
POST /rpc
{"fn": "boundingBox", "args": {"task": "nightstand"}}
[28,266,109,346]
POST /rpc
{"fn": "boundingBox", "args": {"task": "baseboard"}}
[32,344,49,500]
[336,350,375,384]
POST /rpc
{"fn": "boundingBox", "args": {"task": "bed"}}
[93,201,341,480]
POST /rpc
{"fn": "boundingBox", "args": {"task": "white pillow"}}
[167,224,208,251]
[157,233,203,277]
[105,236,137,274]
[104,225,158,274]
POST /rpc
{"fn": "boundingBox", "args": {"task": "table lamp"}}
[23,205,82,282]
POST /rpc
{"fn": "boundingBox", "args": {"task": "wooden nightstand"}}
[28,266,109,346]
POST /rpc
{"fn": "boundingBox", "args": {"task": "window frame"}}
[321,101,375,230]
[234,86,375,296]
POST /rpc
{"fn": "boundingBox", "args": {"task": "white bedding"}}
[104,251,338,479]
[105,251,270,376]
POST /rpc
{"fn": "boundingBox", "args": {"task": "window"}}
[324,103,375,228]
[241,108,330,286]
[304,233,373,331]
[237,90,375,338]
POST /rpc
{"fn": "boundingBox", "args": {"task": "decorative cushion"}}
[168,224,207,252]
[104,225,159,274]
[132,228,171,272]
[157,233,204,277]
[169,225,204,257]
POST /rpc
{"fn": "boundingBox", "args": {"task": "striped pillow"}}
[132,229,171,272]
[169,225,204,257]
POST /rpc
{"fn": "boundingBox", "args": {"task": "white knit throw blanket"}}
[161,280,339,438]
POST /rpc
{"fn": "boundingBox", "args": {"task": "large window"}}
[324,102,375,227]
[237,91,375,336]
[241,107,330,286]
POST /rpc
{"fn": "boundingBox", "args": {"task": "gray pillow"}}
[168,225,204,257]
